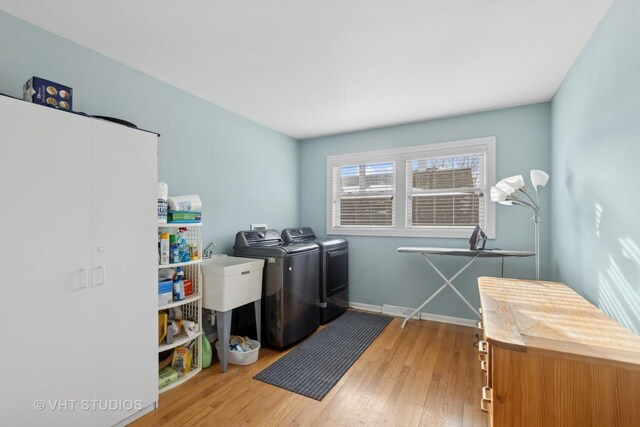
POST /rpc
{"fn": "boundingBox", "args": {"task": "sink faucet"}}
[203,242,216,258]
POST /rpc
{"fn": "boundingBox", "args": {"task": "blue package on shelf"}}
[158,280,173,306]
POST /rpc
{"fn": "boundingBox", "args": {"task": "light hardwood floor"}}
[133,315,488,426]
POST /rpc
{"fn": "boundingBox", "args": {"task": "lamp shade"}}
[530,169,549,190]
[502,175,525,190]
[495,180,516,195]
[490,186,508,202]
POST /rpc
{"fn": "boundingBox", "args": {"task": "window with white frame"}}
[327,137,495,238]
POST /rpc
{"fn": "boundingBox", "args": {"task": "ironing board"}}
[396,247,534,328]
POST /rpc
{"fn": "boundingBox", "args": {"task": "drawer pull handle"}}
[482,386,492,402]
[480,386,492,412]
[478,340,488,353]
[241,271,250,275]
[480,397,490,413]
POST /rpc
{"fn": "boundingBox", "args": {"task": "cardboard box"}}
[183,278,194,297]
[23,76,73,111]
[159,366,179,389]
[158,280,173,306]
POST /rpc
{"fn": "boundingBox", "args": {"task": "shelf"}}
[156,217,202,393]
[158,222,202,228]
[158,259,202,269]
[158,293,202,310]
[159,365,202,394]
[158,330,203,353]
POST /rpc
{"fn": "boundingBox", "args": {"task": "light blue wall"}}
[300,104,551,320]
[0,11,300,253]
[551,0,640,333]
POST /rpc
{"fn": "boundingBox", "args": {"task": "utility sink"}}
[201,255,265,312]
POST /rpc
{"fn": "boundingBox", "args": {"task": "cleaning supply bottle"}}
[178,227,190,263]
[173,267,185,301]
[170,242,180,264]
[202,335,212,369]
[160,233,170,265]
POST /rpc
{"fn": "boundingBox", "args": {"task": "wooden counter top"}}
[478,276,640,366]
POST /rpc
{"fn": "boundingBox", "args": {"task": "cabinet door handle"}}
[478,340,488,354]
[480,360,488,372]
[95,266,107,287]
[476,320,483,329]
[81,268,89,289]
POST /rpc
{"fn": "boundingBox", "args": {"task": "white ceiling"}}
[0,1,612,140]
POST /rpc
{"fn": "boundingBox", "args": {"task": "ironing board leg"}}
[401,254,481,329]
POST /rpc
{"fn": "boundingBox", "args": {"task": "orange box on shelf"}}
[183,278,193,297]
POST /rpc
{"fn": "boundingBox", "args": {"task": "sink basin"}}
[201,255,265,312]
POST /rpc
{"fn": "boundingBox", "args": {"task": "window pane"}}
[411,194,480,226]
[334,162,395,228]
[408,154,485,228]
[340,196,393,226]
[410,156,481,190]
[339,162,394,193]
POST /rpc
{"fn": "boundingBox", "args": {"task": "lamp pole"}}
[505,191,541,280]
[519,189,541,281]
[533,211,540,281]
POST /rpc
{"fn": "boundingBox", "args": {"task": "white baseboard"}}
[349,302,384,313]
[382,304,420,319]
[350,302,477,328]
[419,312,477,328]
[114,402,157,427]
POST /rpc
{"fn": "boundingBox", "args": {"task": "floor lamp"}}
[490,170,549,280]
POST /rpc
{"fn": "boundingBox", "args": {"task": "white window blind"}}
[406,154,486,228]
[331,162,395,228]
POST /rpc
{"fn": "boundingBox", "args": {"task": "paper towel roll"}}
[158,182,168,200]
[168,194,202,212]
[157,182,169,223]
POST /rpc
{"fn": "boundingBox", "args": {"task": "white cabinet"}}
[0,96,158,427]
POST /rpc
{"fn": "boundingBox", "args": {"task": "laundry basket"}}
[215,338,260,366]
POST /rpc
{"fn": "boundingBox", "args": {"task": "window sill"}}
[327,226,496,239]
